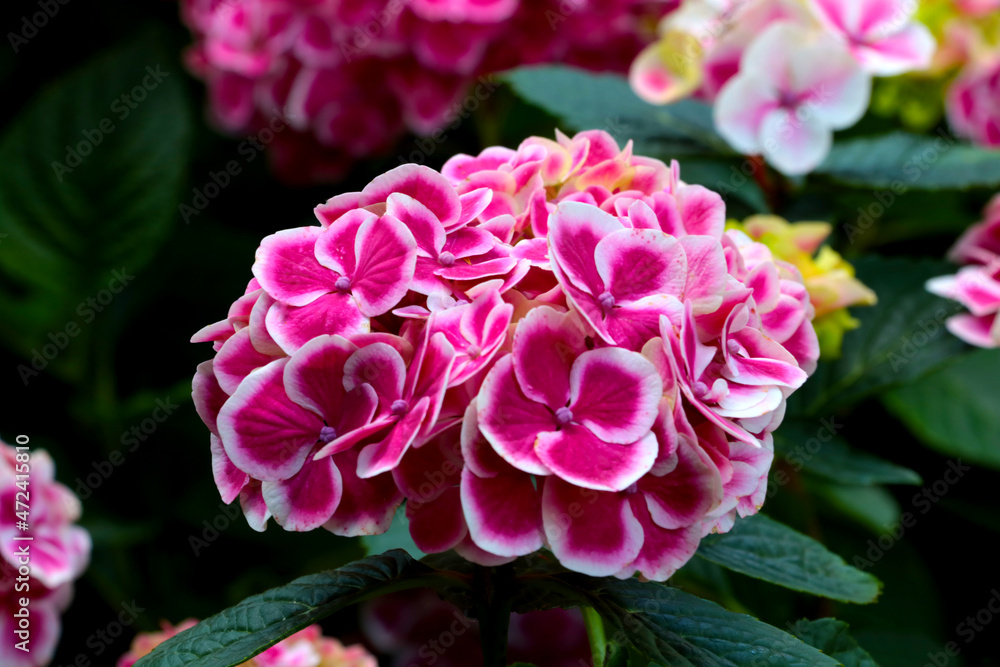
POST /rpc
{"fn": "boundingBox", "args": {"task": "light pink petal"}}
[240,479,272,532]
[265,292,368,354]
[477,355,556,476]
[386,192,446,255]
[461,467,543,557]
[542,478,643,577]
[435,256,518,281]
[595,228,687,304]
[536,427,658,492]
[946,313,999,348]
[759,108,832,176]
[677,185,726,238]
[361,164,462,227]
[715,73,781,155]
[569,347,663,443]
[314,191,362,227]
[217,358,320,481]
[262,455,342,531]
[253,226,338,306]
[679,236,727,313]
[512,306,586,409]
[456,187,494,228]
[214,327,280,395]
[760,294,808,342]
[211,434,248,504]
[640,439,723,530]
[324,448,403,537]
[356,397,431,478]
[443,226,496,259]
[790,42,871,128]
[344,342,407,406]
[351,215,418,316]
[407,486,467,553]
[857,22,935,76]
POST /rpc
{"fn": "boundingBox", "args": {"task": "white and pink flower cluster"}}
[631,0,936,174]
[180,0,672,182]
[0,442,91,667]
[192,130,819,579]
[927,194,1000,348]
[119,620,376,667]
[938,0,1000,147]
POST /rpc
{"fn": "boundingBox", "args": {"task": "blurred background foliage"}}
[0,1,999,665]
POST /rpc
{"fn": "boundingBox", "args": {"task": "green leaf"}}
[884,348,1000,468]
[790,619,879,667]
[0,29,191,382]
[789,256,968,416]
[773,421,922,486]
[816,131,1000,190]
[511,558,841,667]
[696,515,881,604]
[133,551,463,667]
[502,65,729,155]
[810,482,902,535]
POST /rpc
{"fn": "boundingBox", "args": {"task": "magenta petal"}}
[361,164,462,227]
[211,434,249,504]
[385,192,446,255]
[266,292,368,354]
[193,360,228,435]
[640,438,723,530]
[594,228,687,304]
[356,397,431,478]
[548,201,623,297]
[240,480,272,532]
[456,187,494,228]
[461,467,543,557]
[351,215,418,316]
[217,358,321,481]
[283,334,356,418]
[262,454,343,531]
[542,478,643,577]
[676,184,725,237]
[314,209,373,276]
[407,486,467,553]
[477,355,556,476]
[460,400,509,479]
[679,236,727,313]
[512,306,586,408]
[324,448,403,537]
[569,348,662,443]
[392,424,463,503]
[214,327,279,395]
[253,226,338,306]
[344,342,407,406]
[626,496,702,581]
[406,332,456,432]
[536,426,657,492]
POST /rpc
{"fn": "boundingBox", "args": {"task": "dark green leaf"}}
[0,29,191,382]
[502,65,730,155]
[789,256,967,416]
[773,420,922,486]
[789,619,879,667]
[884,348,1000,469]
[696,515,881,603]
[133,551,463,667]
[817,131,1000,190]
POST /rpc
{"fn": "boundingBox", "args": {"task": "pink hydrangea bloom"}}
[118,620,376,667]
[0,442,91,667]
[947,57,1000,147]
[193,130,818,579]
[179,0,675,183]
[927,194,1000,348]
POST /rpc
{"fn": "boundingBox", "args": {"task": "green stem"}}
[582,607,607,666]
[473,563,514,667]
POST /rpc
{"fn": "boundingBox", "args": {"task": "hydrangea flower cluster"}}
[630,0,936,174]
[118,620,375,667]
[0,441,91,667]
[927,193,1000,348]
[192,130,819,579]
[179,0,673,182]
[939,0,1000,147]
[363,589,590,666]
[729,215,877,359]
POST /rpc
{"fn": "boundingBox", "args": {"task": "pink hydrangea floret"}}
[192,129,819,580]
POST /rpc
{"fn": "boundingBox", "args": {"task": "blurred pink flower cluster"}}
[363,589,590,666]
[937,0,1000,147]
[630,0,936,174]
[927,194,1000,347]
[180,0,674,182]
[0,441,91,667]
[192,129,818,579]
[118,620,375,667]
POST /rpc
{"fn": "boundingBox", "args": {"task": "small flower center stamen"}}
[438,251,456,266]
[319,426,337,443]
[727,339,741,354]
[466,343,481,358]
[693,381,709,398]
[334,276,351,292]
[390,399,409,416]
[598,291,615,312]
[555,407,574,426]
